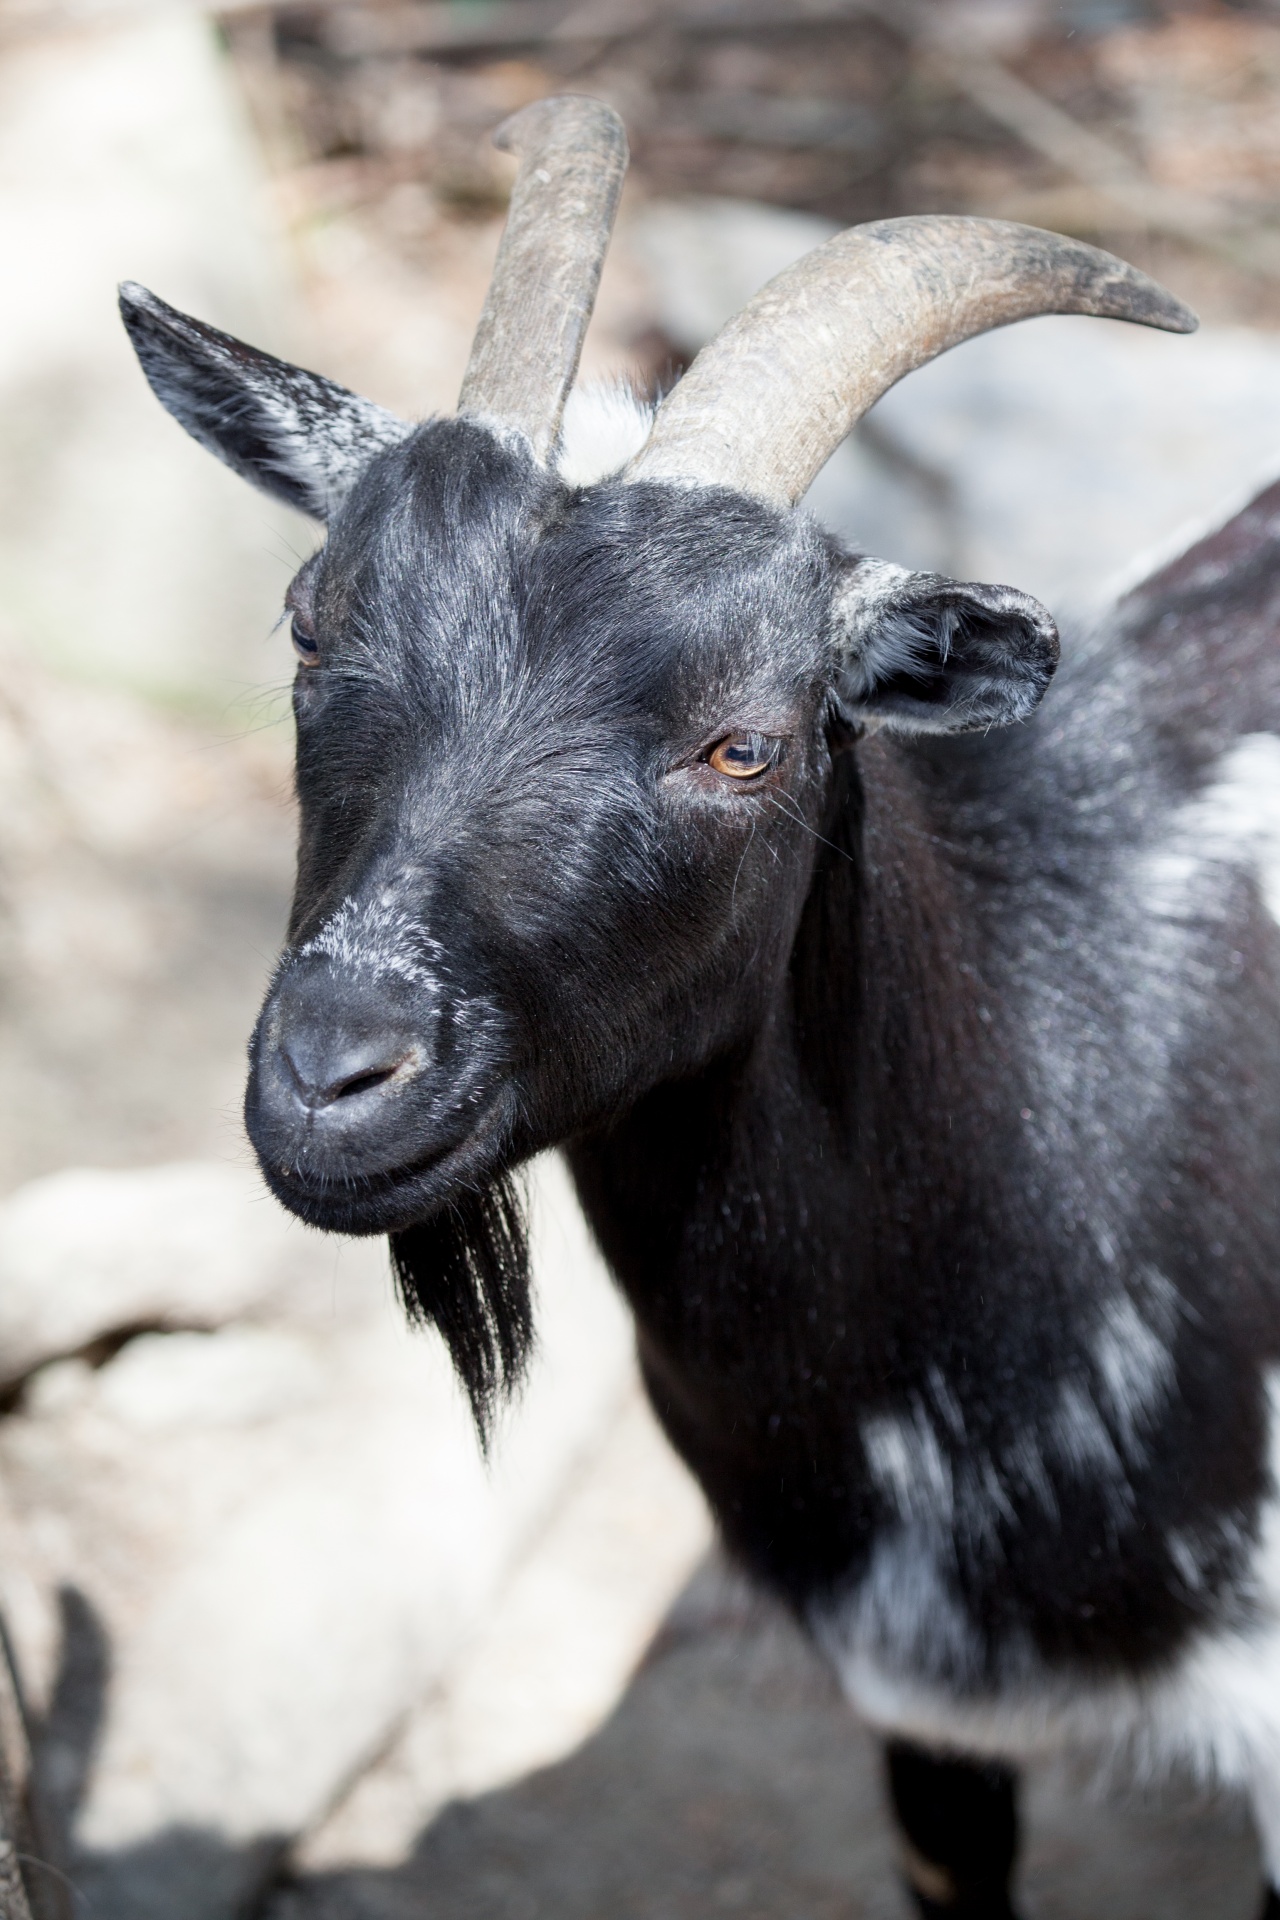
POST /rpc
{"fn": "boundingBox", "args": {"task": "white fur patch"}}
[556,383,655,486]
[863,1404,955,1532]
[1116,732,1280,1148]
[860,1284,1174,1578]
[297,896,442,991]
[821,1368,1280,1874]
[1092,1279,1178,1461]
[829,558,915,655]
[1142,732,1280,929]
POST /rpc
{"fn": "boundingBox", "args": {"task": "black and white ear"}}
[119,283,410,521]
[830,557,1059,735]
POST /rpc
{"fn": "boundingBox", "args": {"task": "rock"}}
[291,1384,712,1876]
[0,1162,316,1391]
[0,5,310,706]
[0,1154,638,1920]
[0,617,294,1189]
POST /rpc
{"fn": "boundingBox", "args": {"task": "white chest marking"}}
[823,1369,1280,1845]
[1143,731,1280,929]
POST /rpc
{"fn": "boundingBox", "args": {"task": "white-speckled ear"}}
[830,555,1060,736]
[119,283,410,521]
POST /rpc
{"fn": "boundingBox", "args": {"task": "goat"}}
[121,93,1280,1919]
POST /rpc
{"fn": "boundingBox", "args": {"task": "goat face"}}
[248,418,832,1234]
[247,417,1066,1245]
[250,414,1059,1240]
[115,272,1062,1241]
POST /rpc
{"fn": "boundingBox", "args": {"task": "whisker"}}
[730,815,759,911]
[766,790,853,861]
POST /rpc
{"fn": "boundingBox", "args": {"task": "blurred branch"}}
[305,0,889,60]
[926,44,1280,283]
[220,0,1280,296]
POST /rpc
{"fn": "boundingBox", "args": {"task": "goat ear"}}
[119,283,410,521]
[830,557,1059,735]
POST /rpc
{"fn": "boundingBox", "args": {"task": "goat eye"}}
[291,615,319,665]
[707,733,778,780]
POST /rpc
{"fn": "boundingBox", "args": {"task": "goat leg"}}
[884,1739,1022,1920]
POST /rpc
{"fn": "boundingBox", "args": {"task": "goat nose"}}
[281,1032,416,1112]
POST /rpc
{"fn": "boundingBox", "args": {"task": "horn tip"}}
[1098,278,1198,336]
[1141,288,1198,335]
[491,94,627,160]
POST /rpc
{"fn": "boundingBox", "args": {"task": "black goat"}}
[122,95,1280,1920]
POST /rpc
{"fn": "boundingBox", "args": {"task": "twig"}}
[0,1636,32,1920]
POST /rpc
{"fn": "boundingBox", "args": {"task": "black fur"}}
[390,1174,532,1442]
[123,296,1280,1910]
[118,283,408,519]
[886,1741,1020,1919]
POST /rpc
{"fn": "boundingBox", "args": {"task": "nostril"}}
[329,1062,402,1102]
[281,1038,416,1112]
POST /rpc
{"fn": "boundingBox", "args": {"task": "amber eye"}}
[291,614,319,665]
[707,733,779,780]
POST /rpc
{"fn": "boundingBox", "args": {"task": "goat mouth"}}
[256,1093,514,1235]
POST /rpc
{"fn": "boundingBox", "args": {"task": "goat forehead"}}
[314,526,821,733]
[315,462,822,720]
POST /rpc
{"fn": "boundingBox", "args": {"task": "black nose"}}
[281,1031,417,1112]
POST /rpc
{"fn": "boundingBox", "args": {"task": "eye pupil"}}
[707,733,777,779]
[291,616,319,662]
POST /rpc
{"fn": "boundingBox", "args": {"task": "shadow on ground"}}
[18,1568,1270,1920]
[262,1569,1264,1920]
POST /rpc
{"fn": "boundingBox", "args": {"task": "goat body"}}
[579,479,1280,1768]
[118,98,1280,1918]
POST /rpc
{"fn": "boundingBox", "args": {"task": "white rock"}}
[0,1161,319,1389]
[0,1155,637,1920]
[294,1384,712,1873]
[91,1327,328,1431]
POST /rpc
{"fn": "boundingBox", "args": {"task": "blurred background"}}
[2,1,1280,1915]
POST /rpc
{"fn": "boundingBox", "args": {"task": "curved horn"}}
[625,216,1197,506]
[457,95,628,461]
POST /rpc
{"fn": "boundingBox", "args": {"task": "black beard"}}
[389,1173,533,1445]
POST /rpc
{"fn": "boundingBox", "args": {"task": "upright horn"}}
[626,216,1197,506]
[458,95,628,461]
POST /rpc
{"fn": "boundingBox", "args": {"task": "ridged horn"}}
[625,216,1197,506]
[457,95,628,461]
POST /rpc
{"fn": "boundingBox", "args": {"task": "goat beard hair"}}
[389,1173,533,1446]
